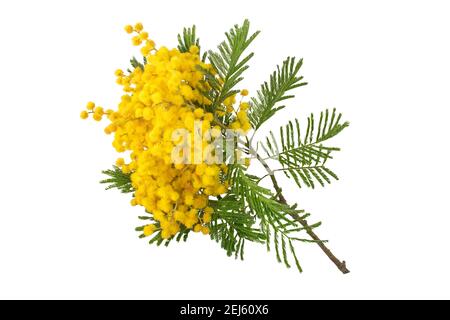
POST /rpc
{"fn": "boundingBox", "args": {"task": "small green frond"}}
[304,108,350,144]
[174,228,191,243]
[138,216,152,220]
[248,57,307,131]
[260,108,348,189]
[260,217,304,273]
[231,166,311,272]
[203,19,260,112]
[289,239,303,272]
[145,226,190,247]
[285,166,339,189]
[130,56,145,70]
[177,25,200,53]
[100,166,133,193]
[209,194,266,259]
[231,167,297,227]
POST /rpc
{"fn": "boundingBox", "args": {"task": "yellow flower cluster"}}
[81,23,252,240]
[230,102,252,131]
[80,102,113,122]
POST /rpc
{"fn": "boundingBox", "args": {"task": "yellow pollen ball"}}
[132,36,142,46]
[86,101,95,110]
[124,25,133,34]
[201,226,210,235]
[134,22,143,32]
[194,108,204,118]
[240,89,249,96]
[143,224,156,236]
[140,31,149,40]
[116,158,125,166]
[94,106,104,114]
[80,111,89,119]
[141,46,150,56]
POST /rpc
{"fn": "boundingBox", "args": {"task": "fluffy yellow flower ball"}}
[81,23,253,240]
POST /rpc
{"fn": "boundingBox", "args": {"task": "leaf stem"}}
[248,144,350,274]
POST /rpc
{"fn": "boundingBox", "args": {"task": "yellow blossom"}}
[116,158,125,166]
[143,224,156,236]
[81,22,252,240]
[201,226,210,235]
[124,25,133,34]
[86,101,95,110]
[80,111,89,119]
[134,22,143,32]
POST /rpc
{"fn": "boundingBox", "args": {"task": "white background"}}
[0,0,449,299]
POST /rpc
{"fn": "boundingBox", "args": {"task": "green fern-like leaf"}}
[129,56,145,71]
[248,57,307,131]
[230,166,318,272]
[177,25,200,53]
[209,194,265,259]
[203,19,259,111]
[260,108,349,189]
[100,166,133,193]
